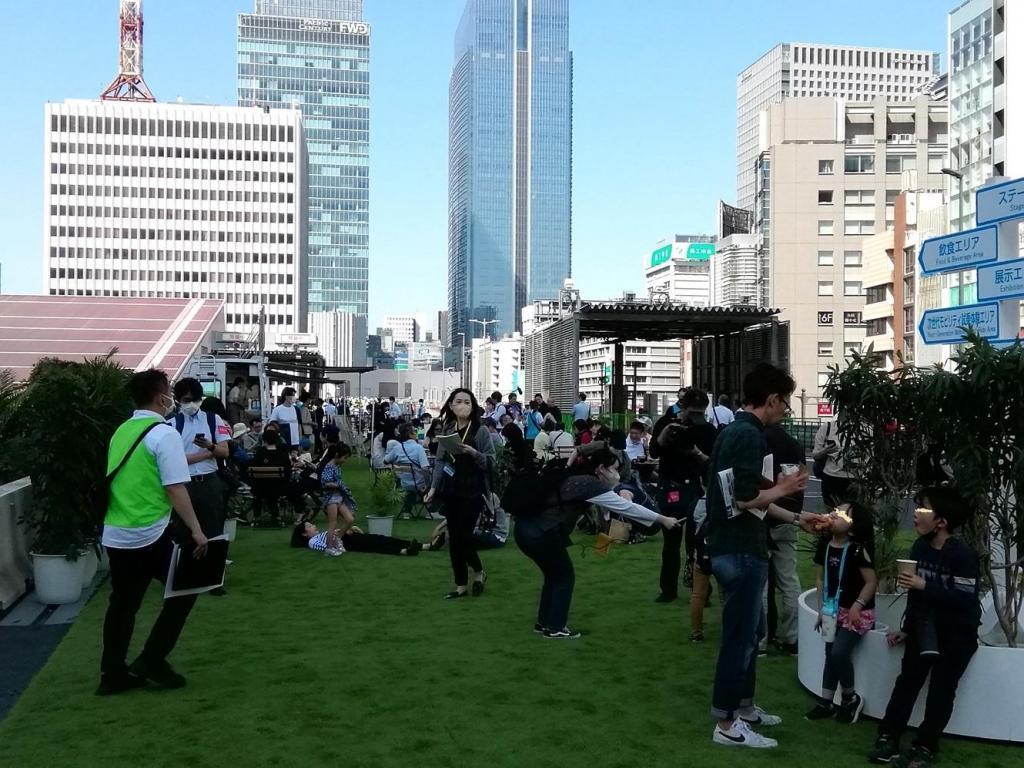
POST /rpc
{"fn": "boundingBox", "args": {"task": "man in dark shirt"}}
[653,389,718,603]
[763,424,806,654]
[868,487,981,768]
[707,363,822,750]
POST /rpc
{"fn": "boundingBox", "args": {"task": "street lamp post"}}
[942,167,966,305]
[468,318,498,339]
[456,332,467,389]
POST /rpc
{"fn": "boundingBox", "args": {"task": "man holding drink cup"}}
[867,487,981,768]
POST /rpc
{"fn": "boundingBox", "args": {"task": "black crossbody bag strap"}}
[107,423,161,485]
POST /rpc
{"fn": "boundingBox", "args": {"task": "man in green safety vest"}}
[97,369,209,696]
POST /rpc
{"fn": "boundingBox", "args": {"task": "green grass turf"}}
[0,462,1015,768]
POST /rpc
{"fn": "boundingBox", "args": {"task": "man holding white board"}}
[705,363,824,750]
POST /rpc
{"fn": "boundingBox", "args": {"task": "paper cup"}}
[896,559,917,577]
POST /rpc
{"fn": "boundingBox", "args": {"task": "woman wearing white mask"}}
[269,387,300,448]
[424,388,496,599]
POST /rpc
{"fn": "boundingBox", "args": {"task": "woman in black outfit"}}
[424,388,496,600]
[515,448,682,638]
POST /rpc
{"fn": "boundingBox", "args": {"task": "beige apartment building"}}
[755,95,947,401]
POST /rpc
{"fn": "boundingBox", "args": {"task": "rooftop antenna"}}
[100,0,155,101]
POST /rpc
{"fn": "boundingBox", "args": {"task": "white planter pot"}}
[223,518,238,542]
[797,588,1024,742]
[32,553,85,605]
[366,515,394,537]
[80,548,99,587]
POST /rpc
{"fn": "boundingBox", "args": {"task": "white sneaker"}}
[740,706,782,727]
[712,719,778,749]
[325,547,345,557]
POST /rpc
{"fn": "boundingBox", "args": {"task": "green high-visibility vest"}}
[104,417,170,529]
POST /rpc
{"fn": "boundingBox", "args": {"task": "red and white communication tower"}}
[99,0,155,101]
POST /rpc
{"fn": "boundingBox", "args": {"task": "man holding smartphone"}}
[169,378,231,544]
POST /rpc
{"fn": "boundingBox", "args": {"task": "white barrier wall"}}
[0,478,33,610]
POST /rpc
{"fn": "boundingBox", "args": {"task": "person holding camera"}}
[652,389,717,605]
[867,487,981,768]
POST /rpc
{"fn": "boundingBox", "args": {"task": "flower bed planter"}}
[797,588,1024,742]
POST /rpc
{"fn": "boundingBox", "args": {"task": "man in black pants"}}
[652,389,717,604]
[98,369,209,695]
[868,487,981,768]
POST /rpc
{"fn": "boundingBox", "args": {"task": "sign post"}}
[918,177,1023,347]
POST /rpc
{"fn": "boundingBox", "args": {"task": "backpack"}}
[500,457,569,519]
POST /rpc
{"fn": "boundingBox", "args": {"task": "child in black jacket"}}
[867,487,981,768]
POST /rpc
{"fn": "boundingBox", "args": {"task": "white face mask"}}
[452,402,472,419]
[180,401,201,417]
[159,393,175,418]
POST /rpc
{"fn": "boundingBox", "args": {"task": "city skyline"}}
[0,0,945,329]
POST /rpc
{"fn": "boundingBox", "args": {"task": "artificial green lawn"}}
[0,463,1016,768]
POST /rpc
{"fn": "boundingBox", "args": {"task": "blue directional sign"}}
[918,302,1001,345]
[976,177,1024,226]
[918,225,998,275]
[977,258,1024,302]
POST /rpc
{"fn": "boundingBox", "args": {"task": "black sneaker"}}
[868,735,901,764]
[443,590,469,600]
[472,574,486,596]
[95,671,146,696]
[654,593,678,603]
[406,539,422,556]
[543,627,581,639]
[900,745,936,768]
[836,693,864,724]
[804,702,835,720]
[689,630,705,643]
[128,659,186,690]
[776,641,799,656]
[533,623,547,634]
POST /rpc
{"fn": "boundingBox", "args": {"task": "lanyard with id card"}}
[820,543,849,643]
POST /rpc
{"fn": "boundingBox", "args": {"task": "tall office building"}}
[448,0,572,343]
[42,100,308,341]
[756,95,947,402]
[307,309,366,367]
[238,0,370,316]
[736,43,939,211]
[382,314,420,345]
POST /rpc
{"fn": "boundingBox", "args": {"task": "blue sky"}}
[0,0,946,330]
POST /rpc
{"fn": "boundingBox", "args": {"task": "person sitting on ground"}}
[241,417,264,454]
[867,487,980,768]
[320,444,356,538]
[624,421,650,462]
[291,521,423,557]
[384,423,431,518]
[806,501,877,726]
[514,448,683,639]
[574,419,593,446]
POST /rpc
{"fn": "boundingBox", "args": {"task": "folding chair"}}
[369,455,392,487]
[246,465,298,526]
[390,465,432,520]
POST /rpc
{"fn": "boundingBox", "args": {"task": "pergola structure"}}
[523,300,787,414]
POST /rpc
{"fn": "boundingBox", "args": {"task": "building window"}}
[844,250,863,267]
[818,220,834,236]
[865,284,888,303]
[844,220,875,236]
[818,281,834,296]
[844,190,875,206]
[818,341,834,357]
[866,318,887,335]
[818,190,834,205]
[886,154,916,174]
[819,159,834,175]
[844,281,864,296]
[927,154,945,173]
[818,372,831,387]
[845,341,863,357]
[844,154,874,174]
[818,250,834,266]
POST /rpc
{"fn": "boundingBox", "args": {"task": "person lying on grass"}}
[290,521,424,557]
[319,443,356,539]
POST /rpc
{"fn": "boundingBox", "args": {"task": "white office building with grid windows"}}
[736,43,939,210]
[42,99,308,342]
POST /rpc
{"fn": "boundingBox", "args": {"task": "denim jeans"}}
[710,552,769,720]
[514,518,574,630]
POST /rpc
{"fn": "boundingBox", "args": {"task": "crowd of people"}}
[96,367,983,768]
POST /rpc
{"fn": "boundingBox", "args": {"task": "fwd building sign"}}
[298,19,371,34]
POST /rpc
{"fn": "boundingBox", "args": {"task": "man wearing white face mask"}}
[169,378,231,552]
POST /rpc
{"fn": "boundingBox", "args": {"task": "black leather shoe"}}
[654,593,678,603]
[95,671,146,696]
[129,659,186,690]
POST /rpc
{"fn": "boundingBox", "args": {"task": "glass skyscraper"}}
[238,0,370,316]
[448,0,572,343]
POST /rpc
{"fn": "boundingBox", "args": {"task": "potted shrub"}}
[10,355,132,604]
[366,477,401,537]
[922,332,1024,647]
[823,349,930,590]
